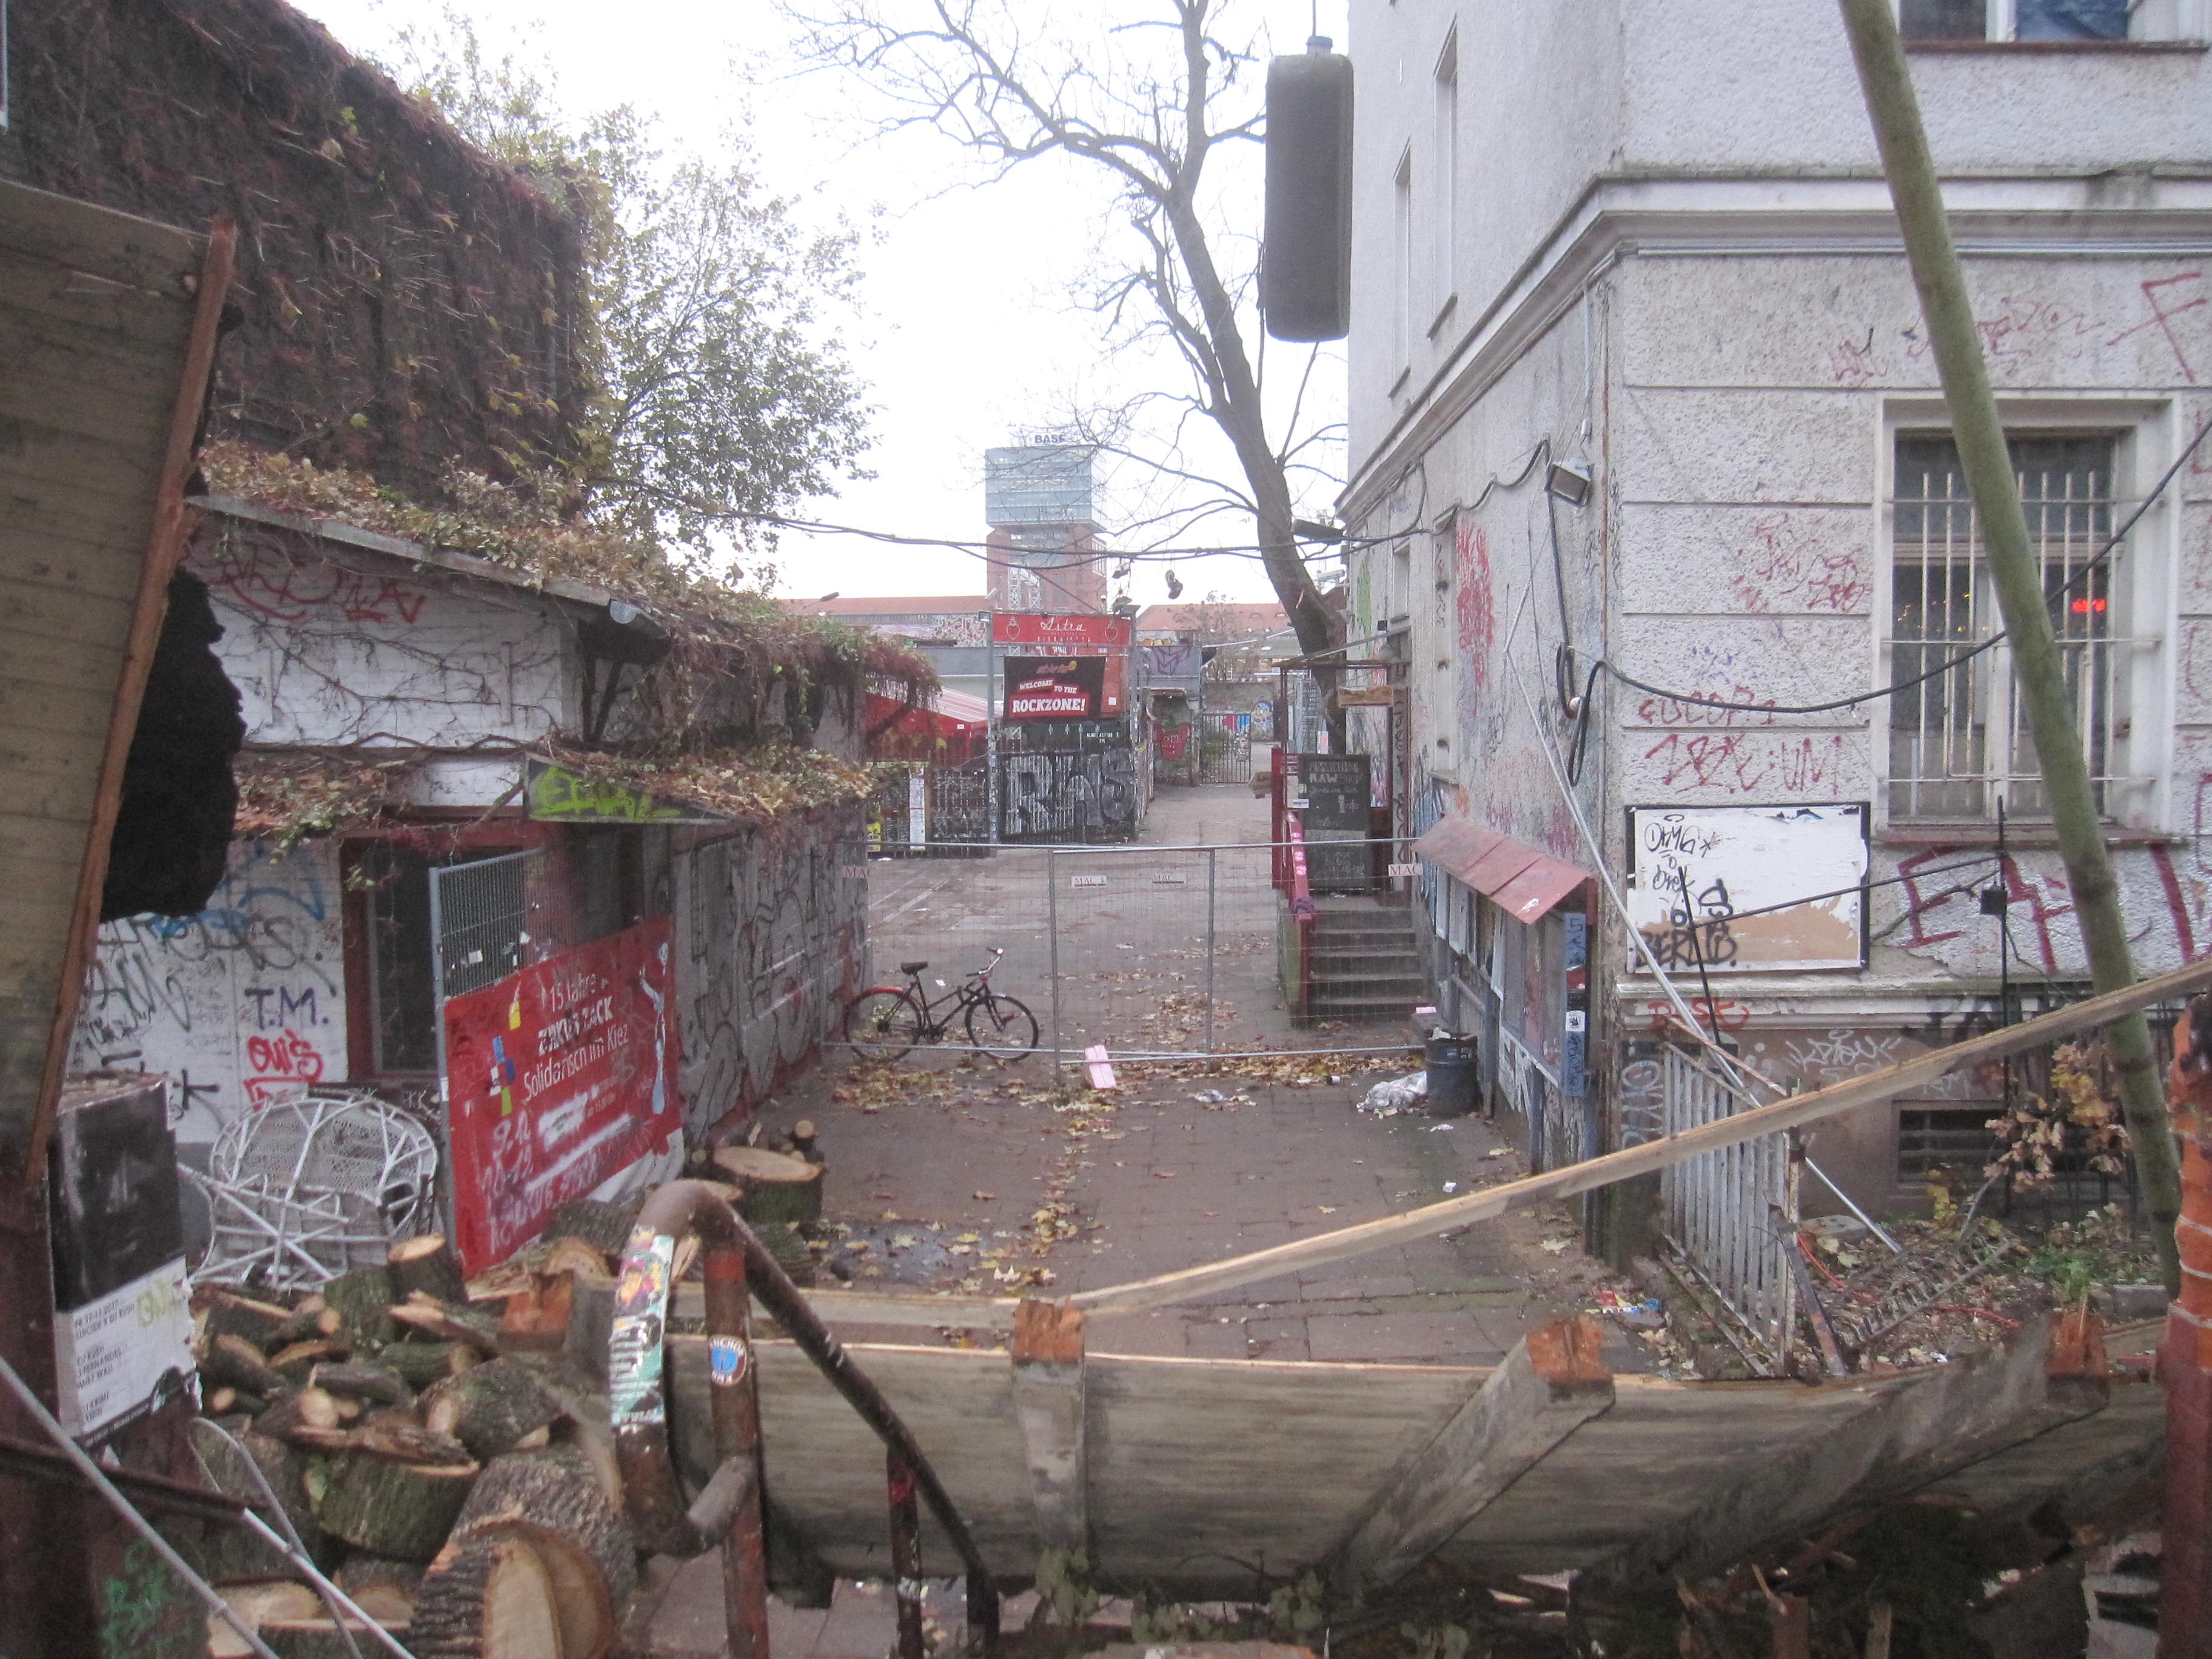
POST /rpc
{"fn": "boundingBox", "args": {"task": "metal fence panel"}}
[1660,1045,1797,1370]
[854,840,1427,1061]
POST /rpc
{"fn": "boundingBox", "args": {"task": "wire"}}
[1575,411,2212,718]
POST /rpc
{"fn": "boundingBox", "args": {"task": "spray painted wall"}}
[672,805,870,1139]
[69,840,345,1148]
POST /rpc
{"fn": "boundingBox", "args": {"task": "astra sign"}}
[990,612,1132,649]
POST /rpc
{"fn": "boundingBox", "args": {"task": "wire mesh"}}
[849,840,1430,1062]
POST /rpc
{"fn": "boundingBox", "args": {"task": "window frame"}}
[1873,398,2179,837]
[1895,0,2209,42]
[1427,28,1460,341]
[1390,144,1414,392]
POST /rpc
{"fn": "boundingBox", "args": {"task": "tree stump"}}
[321,1266,397,1349]
[452,1446,636,1659]
[409,1533,563,1659]
[712,1144,825,1227]
[423,1359,565,1461]
[389,1235,470,1304]
[312,1453,478,1561]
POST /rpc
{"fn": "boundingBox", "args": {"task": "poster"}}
[1004,655,1107,720]
[1625,803,1869,974]
[444,917,681,1273]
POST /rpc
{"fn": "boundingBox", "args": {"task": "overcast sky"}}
[290,0,1348,608]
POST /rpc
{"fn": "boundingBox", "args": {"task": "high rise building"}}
[984,443,1108,613]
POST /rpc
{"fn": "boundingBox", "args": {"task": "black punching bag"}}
[1262,38,1354,343]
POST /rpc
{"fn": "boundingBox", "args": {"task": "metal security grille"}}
[1660,1045,1797,1372]
[1191,711,1254,785]
[430,850,541,1005]
[1888,435,2145,821]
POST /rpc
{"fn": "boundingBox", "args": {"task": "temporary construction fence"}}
[850,837,1430,1063]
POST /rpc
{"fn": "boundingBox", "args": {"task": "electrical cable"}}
[0,1351,285,1659]
[1569,411,2212,719]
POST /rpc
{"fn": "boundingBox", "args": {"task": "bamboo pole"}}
[1834,0,2183,1293]
[1067,954,2212,1319]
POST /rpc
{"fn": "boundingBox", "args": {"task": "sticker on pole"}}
[709,1335,750,1389]
[608,1227,675,1427]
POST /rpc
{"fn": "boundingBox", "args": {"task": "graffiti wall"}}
[999,751,1141,842]
[672,806,868,1139]
[69,840,346,1147]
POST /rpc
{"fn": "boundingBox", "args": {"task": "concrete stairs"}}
[1303,892,1426,1025]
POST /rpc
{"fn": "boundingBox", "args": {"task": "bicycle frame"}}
[903,951,1004,1037]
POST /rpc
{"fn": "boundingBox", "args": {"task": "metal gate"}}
[1192,711,1253,785]
[1660,1045,1798,1372]
[429,850,543,1067]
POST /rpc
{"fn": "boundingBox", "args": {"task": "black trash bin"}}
[1424,1034,1480,1118]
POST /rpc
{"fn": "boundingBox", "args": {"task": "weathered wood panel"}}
[0,178,223,1171]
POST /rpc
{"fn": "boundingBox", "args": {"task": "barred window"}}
[1899,0,2135,41]
[1887,433,2145,823]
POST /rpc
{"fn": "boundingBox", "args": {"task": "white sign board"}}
[1626,803,1868,974]
[55,1258,195,1439]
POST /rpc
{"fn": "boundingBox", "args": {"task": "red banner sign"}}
[991,611,1131,649]
[443,917,680,1274]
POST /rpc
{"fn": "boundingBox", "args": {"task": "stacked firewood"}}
[192,1201,643,1659]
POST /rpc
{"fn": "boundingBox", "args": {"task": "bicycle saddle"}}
[899,960,928,974]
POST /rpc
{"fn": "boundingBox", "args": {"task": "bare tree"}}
[783,0,1346,694]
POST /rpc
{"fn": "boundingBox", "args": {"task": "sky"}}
[289,0,1349,608]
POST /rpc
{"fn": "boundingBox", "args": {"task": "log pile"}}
[190,1221,646,1659]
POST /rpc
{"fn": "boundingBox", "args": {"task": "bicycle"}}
[839,948,1039,1062]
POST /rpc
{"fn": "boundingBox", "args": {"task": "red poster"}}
[991,612,1131,649]
[443,917,680,1274]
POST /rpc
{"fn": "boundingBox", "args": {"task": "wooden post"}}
[1833,0,2182,1295]
[888,1446,926,1659]
[704,1246,770,1659]
[1334,1316,1613,1591]
[1010,1299,1088,1558]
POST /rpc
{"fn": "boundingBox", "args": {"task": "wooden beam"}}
[21,215,235,1184]
[1334,1316,1612,1592]
[1593,1310,2111,1587]
[1067,956,2212,1318]
[673,1284,1022,1333]
[1010,1299,1088,1557]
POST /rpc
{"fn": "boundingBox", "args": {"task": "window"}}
[1886,432,2150,823]
[364,847,437,1073]
[1429,31,1459,335]
[1899,0,2138,39]
[1392,148,1413,383]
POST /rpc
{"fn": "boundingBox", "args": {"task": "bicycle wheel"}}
[965,993,1039,1061]
[842,990,926,1061]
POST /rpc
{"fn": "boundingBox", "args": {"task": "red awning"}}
[1413,817,1592,924]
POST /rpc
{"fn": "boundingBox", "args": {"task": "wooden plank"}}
[1334,1316,1613,1591]
[0,180,202,293]
[1067,955,2212,1318]
[1583,1312,2110,1587]
[19,216,233,1178]
[1010,1299,1088,1557]
[672,1283,1022,1332]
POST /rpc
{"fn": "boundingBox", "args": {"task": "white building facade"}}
[1341,0,2212,1215]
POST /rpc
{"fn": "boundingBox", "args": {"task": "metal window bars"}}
[1888,436,2149,822]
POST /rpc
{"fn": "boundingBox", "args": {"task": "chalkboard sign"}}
[1293,753,1372,891]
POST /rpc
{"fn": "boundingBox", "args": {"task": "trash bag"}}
[1358,1072,1427,1115]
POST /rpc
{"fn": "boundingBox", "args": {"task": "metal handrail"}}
[612,1181,999,1657]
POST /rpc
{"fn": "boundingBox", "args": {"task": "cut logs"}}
[423,1359,565,1461]
[410,1533,563,1659]
[204,1292,296,1350]
[269,1339,350,1384]
[207,1582,325,1659]
[711,1144,825,1227]
[540,1198,638,1261]
[310,1362,414,1409]
[389,1234,471,1305]
[383,1341,476,1390]
[452,1446,637,1659]
[390,1295,502,1355]
[204,1333,287,1399]
[321,1267,398,1349]
[313,1454,480,1561]
[257,1618,409,1659]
